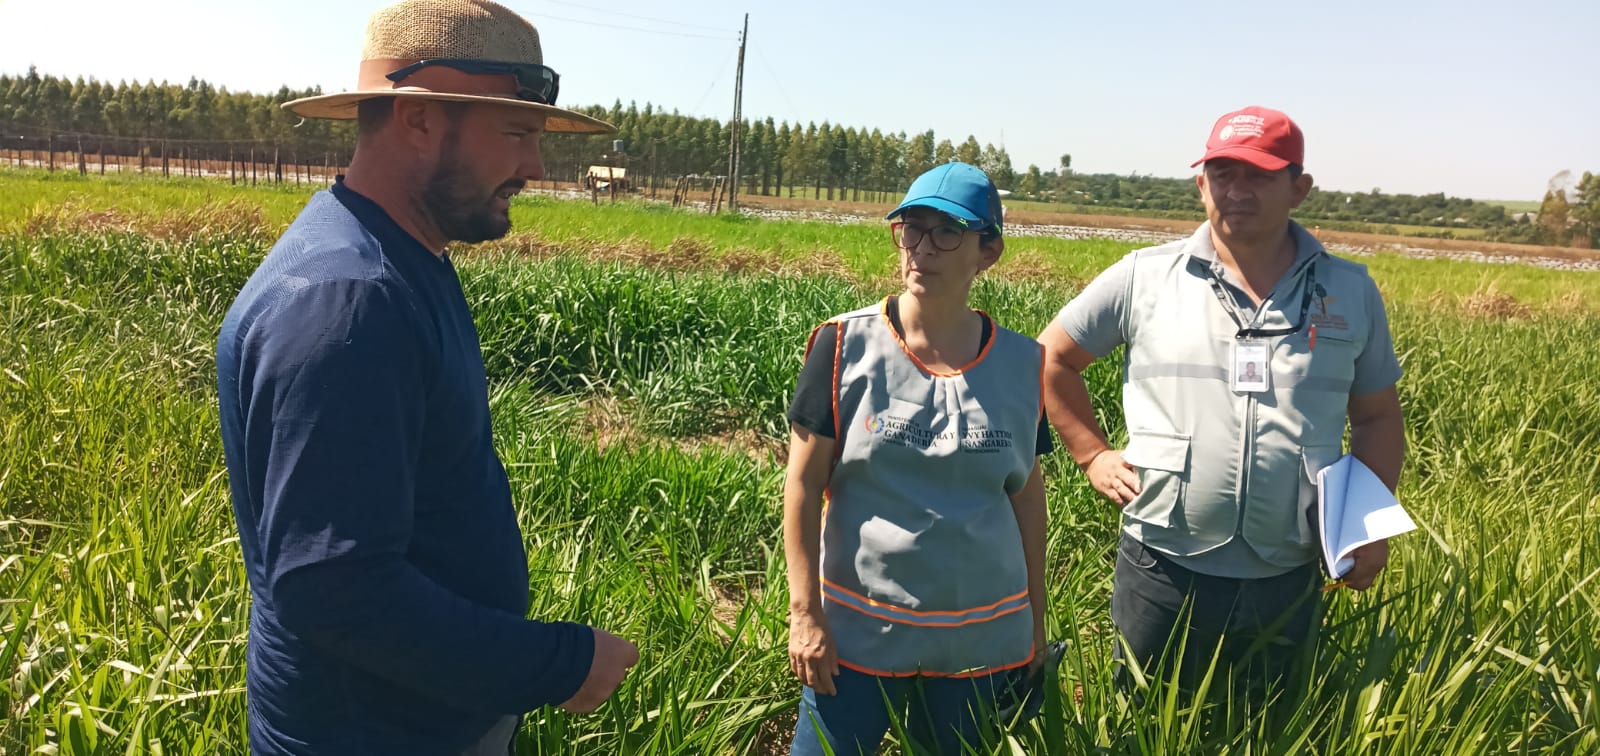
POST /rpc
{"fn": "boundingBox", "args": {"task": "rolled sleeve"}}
[1351,278,1403,396]
[1055,254,1135,358]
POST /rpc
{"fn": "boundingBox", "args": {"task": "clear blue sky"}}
[2,0,1596,201]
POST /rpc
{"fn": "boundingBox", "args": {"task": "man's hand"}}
[1343,539,1389,591]
[788,607,839,695]
[1086,450,1142,507]
[559,628,639,713]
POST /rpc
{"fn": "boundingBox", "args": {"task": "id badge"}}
[1232,340,1270,393]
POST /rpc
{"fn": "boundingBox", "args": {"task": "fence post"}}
[161,140,169,178]
[47,133,56,171]
[77,135,86,175]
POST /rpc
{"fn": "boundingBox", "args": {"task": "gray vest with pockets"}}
[819,299,1041,676]
[1118,235,1374,568]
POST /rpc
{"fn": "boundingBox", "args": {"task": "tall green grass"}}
[5,169,1594,312]
[1,173,1597,753]
[0,169,317,231]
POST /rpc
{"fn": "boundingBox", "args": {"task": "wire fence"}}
[2,128,350,186]
[0,128,716,202]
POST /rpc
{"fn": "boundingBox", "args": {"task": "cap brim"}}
[1190,146,1292,172]
[281,91,617,134]
[885,196,986,227]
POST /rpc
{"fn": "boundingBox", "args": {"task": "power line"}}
[526,12,735,41]
[755,46,802,125]
[689,47,737,116]
[538,0,732,33]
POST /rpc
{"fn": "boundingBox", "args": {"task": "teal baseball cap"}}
[886,162,1004,235]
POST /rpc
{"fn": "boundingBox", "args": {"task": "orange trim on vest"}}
[827,597,1029,629]
[830,320,844,449]
[816,318,845,548]
[802,322,823,361]
[876,297,997,377]
[821,578,1029,619]
[837,645,1035,679]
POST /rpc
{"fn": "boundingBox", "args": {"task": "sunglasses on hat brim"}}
[386,58,560,106]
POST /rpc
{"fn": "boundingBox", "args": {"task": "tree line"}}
[2,67,1595,246]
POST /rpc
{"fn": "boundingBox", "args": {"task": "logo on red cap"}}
[1192,106,1303,171]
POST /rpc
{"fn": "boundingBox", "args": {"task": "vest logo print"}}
[863,411,1013,454]
[1220,114,1266,141]
[1309,304,1350,331]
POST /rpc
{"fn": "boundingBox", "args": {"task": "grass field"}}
[1361,223,1488,240]
[1,169,1597,754]
[1484,199,1542,214]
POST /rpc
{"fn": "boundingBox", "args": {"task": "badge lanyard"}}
[1207,262,1319,394]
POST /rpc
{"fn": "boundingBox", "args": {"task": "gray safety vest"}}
[1119,226,1375,568]
[818,299,1040,676]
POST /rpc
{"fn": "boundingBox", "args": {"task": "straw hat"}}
[282,0,615,134]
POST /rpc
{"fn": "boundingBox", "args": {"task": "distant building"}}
[583,165,628,191]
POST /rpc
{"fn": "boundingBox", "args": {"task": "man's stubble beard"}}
[420,130,523,244]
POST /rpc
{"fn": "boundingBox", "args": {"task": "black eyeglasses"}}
[891,221,973,252]
[386,58,560,106]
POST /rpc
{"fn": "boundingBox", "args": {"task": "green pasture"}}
[1,169,1596,753]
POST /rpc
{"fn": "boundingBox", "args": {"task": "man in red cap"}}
[216,1,638,753]
[1037,106,1406,700]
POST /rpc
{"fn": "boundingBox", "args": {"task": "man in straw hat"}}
[216,1,637,753]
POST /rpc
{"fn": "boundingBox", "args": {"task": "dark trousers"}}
[1111,533,1320,698]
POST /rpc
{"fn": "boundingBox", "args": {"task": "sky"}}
[2,0,1596,201]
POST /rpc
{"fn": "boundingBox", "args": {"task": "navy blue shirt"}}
[216,180,594,754]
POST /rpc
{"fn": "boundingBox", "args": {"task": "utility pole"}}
[724,13,748,212]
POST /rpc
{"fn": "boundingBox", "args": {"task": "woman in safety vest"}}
[783,162,1052,755]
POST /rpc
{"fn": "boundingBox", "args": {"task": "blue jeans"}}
[790,667,1003,756]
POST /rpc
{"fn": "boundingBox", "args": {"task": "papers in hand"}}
[1316,454,1415,578]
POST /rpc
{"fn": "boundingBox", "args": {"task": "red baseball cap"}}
[1190,106,1303,171]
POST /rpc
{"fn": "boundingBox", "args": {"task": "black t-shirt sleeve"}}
[788,323,839,438]
[1035,414,1055,456]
